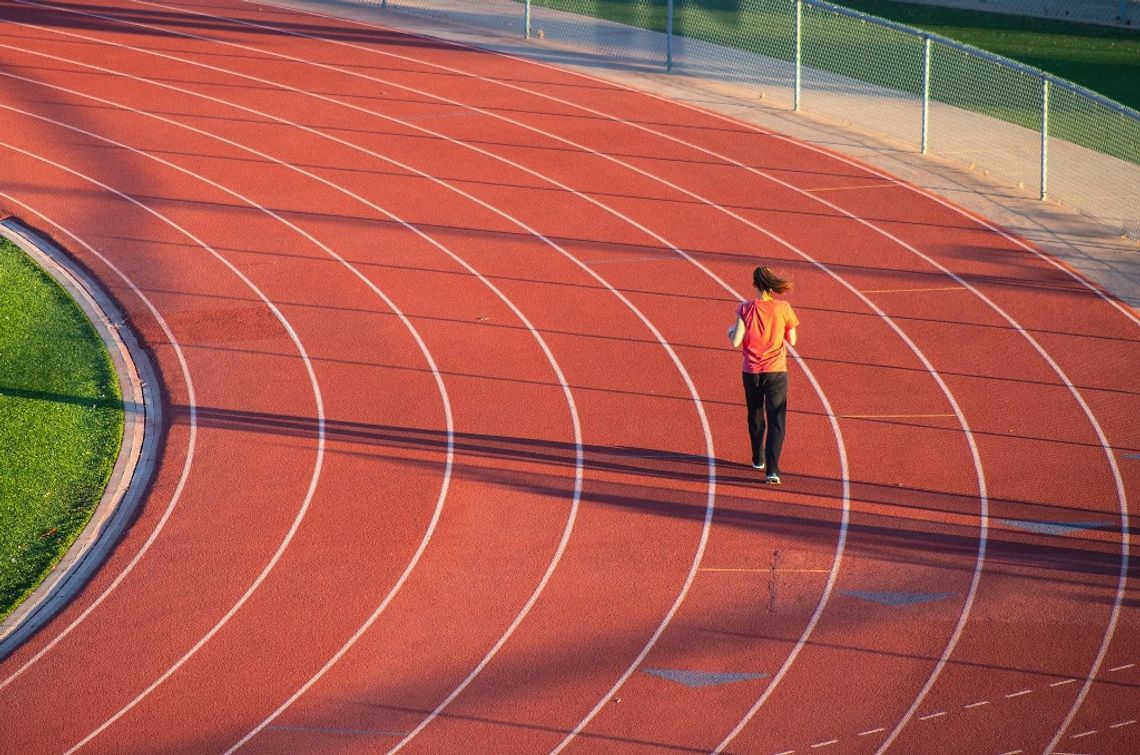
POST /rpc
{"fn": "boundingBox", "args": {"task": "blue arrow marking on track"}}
[841,591,955,607]
[643,669,769,688]
[998,519,1111,537]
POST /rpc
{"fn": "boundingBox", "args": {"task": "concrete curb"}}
[0,218,163,661]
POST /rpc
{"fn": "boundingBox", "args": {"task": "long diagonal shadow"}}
[172,403,1137,583]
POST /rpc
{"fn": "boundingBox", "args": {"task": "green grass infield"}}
[0,234,124,623]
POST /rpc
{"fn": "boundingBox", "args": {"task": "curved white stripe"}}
[147,11,985,745]
[0,192,198,691]
[0,33,585,751]
[0,128,328,750]
[4,8,724,749]
[149,0,1134,747]
[18,9,850,744]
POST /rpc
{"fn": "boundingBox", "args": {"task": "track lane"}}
[0,133,330,751]
[2,8,720,752]
[4,0,1135,752]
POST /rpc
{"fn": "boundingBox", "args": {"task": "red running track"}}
[0,1,1137,753]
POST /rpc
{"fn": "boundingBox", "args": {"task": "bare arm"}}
[728,316,746,348]
[786,326,798,347]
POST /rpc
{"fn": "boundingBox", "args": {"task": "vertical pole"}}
[1041,77,1050,200]
[666,0,674,72]
[794,0,802,111]
[921,36,931,154]
[525,0,531,39]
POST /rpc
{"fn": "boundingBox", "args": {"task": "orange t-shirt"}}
[737,298,799,373]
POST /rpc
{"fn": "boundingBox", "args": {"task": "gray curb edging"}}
[0,218,162,661]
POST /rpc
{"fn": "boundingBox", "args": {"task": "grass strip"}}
[0,235,123,623]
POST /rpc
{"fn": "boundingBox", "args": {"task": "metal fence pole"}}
[525,0,531,39]
[794,0,802,111]
[921,35,931,154]
[1041,76,1050,200]
[666,0,674,72]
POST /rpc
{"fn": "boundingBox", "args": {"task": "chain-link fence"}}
[370,0,1140,240]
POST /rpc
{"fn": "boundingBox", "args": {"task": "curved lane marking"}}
[2,8,728,750]
[18,6,852,747]
[0,34,583,754]
[305,24,1128,748]
[0,121,332,750]
[0,135,327,750]
[0,193,198,691]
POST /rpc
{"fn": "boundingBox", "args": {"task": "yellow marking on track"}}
[699,568,832,573]
[804,182,895,193]
[841,413,956,419]
[862,286,967,293]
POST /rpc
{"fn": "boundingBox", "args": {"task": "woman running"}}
[728,265,800,485]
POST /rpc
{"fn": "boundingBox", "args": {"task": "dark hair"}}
[753,265,792,294]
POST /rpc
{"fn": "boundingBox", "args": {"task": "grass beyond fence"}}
[0,235,123,623]
[528,0,1140,164]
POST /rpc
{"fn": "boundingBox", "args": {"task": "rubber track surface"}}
[0,1,1137,753]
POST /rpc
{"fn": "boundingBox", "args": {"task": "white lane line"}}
[1005,689,1033,699]
[3,9,718,750]
[1109,663,1135,672]
[0,25,662,755]
[376,25,1131,751]
[231,7,1134,746]
[0,34,581,755]
[1109,720,1136,729]
[21,9,837,754]
[810,739,839,748]
[0,195,197,691]
[0,39,601,752]
[858,728,886,736]
[918,711,948,721]
[1070,729,1098,739]
[147,13,980,750]
[1050,679,1078,687]
[965,700,990,709]
[0,138,328,754]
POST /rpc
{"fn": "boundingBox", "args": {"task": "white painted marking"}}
[1051,679,1078,687]
[810,740,839,749]
[0,140,330,755]
[1109,720,1136,729]
[1109,663,1135,672]
[46,10,842,754]
[1005,689,1033,698]
[918,711,948,721]
[965,700,991,709]
[1070,729,1098,738]
[858,728,886,736]
[0,197,198,693]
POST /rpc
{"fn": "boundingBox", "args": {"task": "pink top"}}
[737,298,799,373]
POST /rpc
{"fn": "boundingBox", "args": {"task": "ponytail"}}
[753,265,792,294]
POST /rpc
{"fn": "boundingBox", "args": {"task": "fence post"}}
[921,35,930,153]
[794,0,802,111]
[1041,76,1049,200]
[666,0,674,71]
[921,35,931,154]
[525,0,531,39]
